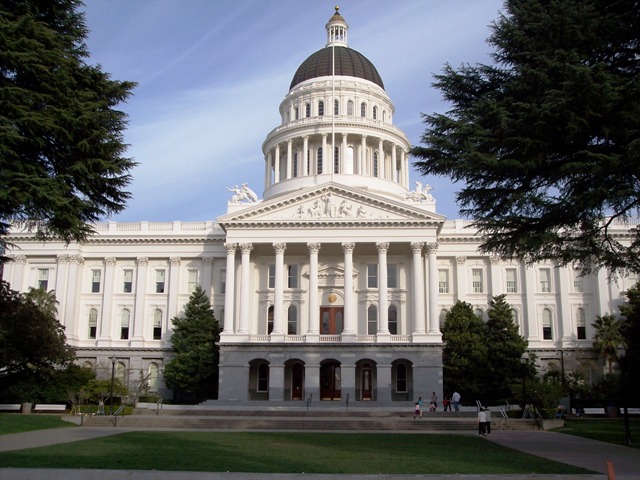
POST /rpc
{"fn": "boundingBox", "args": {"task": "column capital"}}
[56,254,70,264]
[376,242,389,253]
[105,257,117,267]
[307,242,321,254]
[137,257,149,266]
[273,242,287,254]
[239,243,253,254]
[490,255,501,264]
[224,242,237,253]
[410,242,424,254]
[202,256,215,264]
[68,254,84,265]
[170,257,181,266]
[426,242,439,254]
[10,254,27,264]
[342,242,355,254]
[456,255,466,264]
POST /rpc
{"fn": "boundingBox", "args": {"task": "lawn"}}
[0,414,73,434]
[553,418,640,448]
[0,430,593,474]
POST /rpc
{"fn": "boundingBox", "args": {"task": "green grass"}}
[0,431,593,474]
[0,414,74,434]
[553,418,640,448]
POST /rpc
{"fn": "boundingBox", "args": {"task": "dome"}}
[289,46,385,91]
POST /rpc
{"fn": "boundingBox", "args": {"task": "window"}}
[542,308,553,340]
[317,147,323,174]
[475,308,484,319]
[188,270,198,294]
[373,106,378,120]
[334,99,339,115]
[148,363,159,391]
[220,269,226,294]
[576,308,586,339]
[293,152,298,177]
[318,100,324,116]
[360,102,366,117]
[540,268,551,293]
[267,305,274,334]
[439,309,448,329]
[574,278,584,293]
[257,363,269,392]
[155,269,165,293]
[512,308,519,326]
[153,309,162,340]
[88,308,98,339]
[121,309,130,339]
[367,305,377,335]
[334,146,339,173]
[268,264,275,289]
[472,268,483,293]
[91,269,101,293]
[305,103,311,118]
[438,269,449,293]
[123,269,133,293]
[115,362,127,384]
[37,268,49,290]
[387,264,398,288]
[395,363,407,392]
[373,152,379,177]
[388,305,398,335]
[506,269,517,293]
[287,264,298,288]
[287,305,297,335]
[367,264,378,288]
[294,106,299,120]
[347,100,354,115]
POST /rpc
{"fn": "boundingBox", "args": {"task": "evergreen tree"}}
[442,301,488,402]
[411,0,640,275]
[618,283,640,403]
[485,295,528,402]
[0,0,137,252]
[164,286,219,402]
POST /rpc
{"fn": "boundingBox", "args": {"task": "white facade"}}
[2,8,636,403]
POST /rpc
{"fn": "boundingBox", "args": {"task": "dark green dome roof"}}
[290,46,385,91]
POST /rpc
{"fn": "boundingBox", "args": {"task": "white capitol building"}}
[3,8,635,403]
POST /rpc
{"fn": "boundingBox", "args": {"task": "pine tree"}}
[412,0,640,275]
[485,295,528,402]
[163,286,219,402]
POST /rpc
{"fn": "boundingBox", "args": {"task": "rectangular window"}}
[220,269,226,294]
[542,309,553,340]
[123,269,133,293]
[574,279,584,293]
[88,309,98,339]
[91,269,101,293]
[188,270,198,294]
[472,268,483,293]
[288,264,298,288]
[367,305,377,335]
[576,309,586,340]
[438,269,449,294]
[121,310,130,340]
[540,268,551,293]
[367,264,378,289]
[506,269,517,293]
[387,264,397,288]
[268,264,276,289]
[155,269,165,294]
[153,310,163,340]
[37,268,49,290]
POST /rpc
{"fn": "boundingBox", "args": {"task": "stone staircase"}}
[79,406,540,432]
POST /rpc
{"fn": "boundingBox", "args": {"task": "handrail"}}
[112,404,126,427]
[155,397,163,415]
[306,394,312,411]
[345,393,349,411]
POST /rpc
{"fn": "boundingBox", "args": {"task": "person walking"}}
[478,407,487,436]
[413,396,423,419]
[442,394,451,412]
[452,391,461,412]
[484,407,492,435]
[430,391,438,411]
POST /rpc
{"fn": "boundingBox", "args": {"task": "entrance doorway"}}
[361,363,373,400]
[291,363,304,400]
[320,307,343,334]
[320,361,341,400]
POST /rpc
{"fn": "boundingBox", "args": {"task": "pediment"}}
[217,183,445,227]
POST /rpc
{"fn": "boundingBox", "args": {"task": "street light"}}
[109,355,117,415]
[618,348,632,446]
[520,356,528,410]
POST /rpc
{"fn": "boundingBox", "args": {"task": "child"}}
[413,396,423,419]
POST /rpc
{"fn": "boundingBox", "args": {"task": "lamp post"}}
[619,348,632,446]
[109,355,116,415]
[520,356,528,409]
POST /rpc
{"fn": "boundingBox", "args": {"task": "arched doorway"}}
[286,361,304,400]
[320,361,341,400]
[361,362,373,400]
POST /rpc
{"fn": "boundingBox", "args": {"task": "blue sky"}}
[81,0,505,222]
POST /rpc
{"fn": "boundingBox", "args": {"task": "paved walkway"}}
[1,426,639,480]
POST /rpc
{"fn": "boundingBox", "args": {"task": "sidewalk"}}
[1,426,639,479]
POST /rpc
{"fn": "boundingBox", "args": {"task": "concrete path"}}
[1,426,638,479]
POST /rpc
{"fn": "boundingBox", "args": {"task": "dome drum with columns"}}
[2,7,629,405]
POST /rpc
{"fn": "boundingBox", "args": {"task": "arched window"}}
[576,308,586,339]
[294,106,299,120]
[368,305,377,335]
[395,363,407,392]
[115,361,127,384]
[360,102,366,117]
[347,100,354,115]
[373,106,378,120]
[373,152,379,177]
[334,99,339,115]
[542,308,553,340]
[121,309,130,339]
[388,305,398,335]
[288,305,297,335]
[257,362,269,392]
[439,309,448,329]
[305,103,311,118]
[88,308,98,339]
[318,100,324,116]
[267,306,274,334]
[153,308,162,340]
[317,147,323,174]
[293,152,298,177]
[148,363,159,391]
[334,146,339,173]
[475,308,484,320]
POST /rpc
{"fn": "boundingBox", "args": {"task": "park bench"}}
[619,407,640,415]
[0,404,21,412]
[33,404,67,413]
[572,407,605,416]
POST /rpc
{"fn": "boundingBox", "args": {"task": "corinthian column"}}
[307,243,321,337]
[377,242,389,336]
[272,243,287,336]
[342,242,355,336]
[411,242,426,335]
[427,243,440,334]
[222,243,237,335]
[238,243,253,334]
